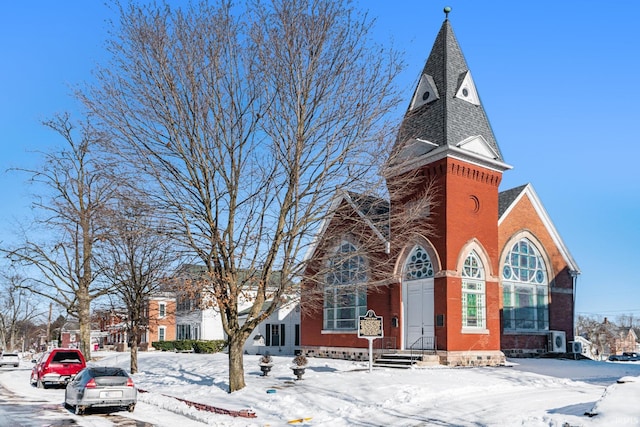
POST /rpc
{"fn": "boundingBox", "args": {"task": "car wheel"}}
[74,405,84,415]
[127,404,135,413]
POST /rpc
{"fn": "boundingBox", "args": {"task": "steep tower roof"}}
[386,12,511,176]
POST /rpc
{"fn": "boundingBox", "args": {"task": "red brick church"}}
[299,12,580,365]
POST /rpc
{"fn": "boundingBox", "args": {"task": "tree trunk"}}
[78,292,92,360]
[227,333,246,392]
[130,329,139,374]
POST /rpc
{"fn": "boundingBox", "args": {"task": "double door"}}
[404,279,434,350]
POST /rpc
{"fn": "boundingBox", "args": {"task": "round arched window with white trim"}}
[404,246,434,280]
[502,239,549,331]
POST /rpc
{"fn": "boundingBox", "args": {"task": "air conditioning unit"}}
[568,341,583,354]
[548,331,566,353]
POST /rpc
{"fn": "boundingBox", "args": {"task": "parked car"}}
[64,366,137,415]
[30,348,86,388]
[608,352,640,362]
[0,352,21,367]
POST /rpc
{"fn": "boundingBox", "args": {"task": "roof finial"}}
[444,6,452,20]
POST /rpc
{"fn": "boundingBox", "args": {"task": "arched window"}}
[502,239,548,331]
[462,251,485,329]
[405,246,434,280]
[323,241,367,330]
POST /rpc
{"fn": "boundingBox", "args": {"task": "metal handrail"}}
[409,336,437,361]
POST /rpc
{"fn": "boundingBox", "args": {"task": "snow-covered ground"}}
[1,350,639,426]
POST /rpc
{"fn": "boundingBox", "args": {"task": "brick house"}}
[611,327,640,355]
[300,12,579,366]
[145,293,176,346]
[96,293,176,350]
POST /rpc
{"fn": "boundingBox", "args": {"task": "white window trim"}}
[501,238,549,332]
[158,302,166,318]
[461,251,486,329]
[461,328,489,334]
[323,240,368,331]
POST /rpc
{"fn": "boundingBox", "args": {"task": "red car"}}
[30,348,86,389]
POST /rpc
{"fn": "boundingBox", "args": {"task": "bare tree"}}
[82,0,403,391]
[616,313,639,329]
[98,194,179,373]
[4,114,117,359]
[0,272,42,352]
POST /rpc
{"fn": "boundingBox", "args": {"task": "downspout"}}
[569,270,579,339]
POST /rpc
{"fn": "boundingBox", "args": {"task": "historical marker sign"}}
[358,309,383,373]
[358,310,383,338]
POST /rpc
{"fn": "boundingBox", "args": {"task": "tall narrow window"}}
[158,302,166,318]
[462,251,486,329]
[158,326,166,342]
[265,324,286,346]
[323,241,367,330]
[502,239,548,331]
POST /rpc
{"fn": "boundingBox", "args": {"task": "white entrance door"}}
[405,279,434,350]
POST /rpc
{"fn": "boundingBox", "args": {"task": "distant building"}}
[173,264,300,354]
[611,327,640,355]
[95,292,176,351]
[145,293,177,346]
[60,321,105,352]
[243,298,301,355]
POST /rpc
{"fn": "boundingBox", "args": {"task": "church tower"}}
[385,9,511,362]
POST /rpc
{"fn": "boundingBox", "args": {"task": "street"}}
[0,366,163,427]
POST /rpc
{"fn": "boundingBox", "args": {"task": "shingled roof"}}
[498,184,528,217]
[388,15,508,172]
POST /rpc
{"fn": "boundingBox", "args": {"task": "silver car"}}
[64,366,137,415]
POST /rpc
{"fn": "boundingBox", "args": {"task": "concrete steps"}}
[373,353,440,369]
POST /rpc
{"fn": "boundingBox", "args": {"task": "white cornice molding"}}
[384,144,512,178]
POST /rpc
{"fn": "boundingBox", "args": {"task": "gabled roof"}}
[498,184,528,217]
[499,183,580,274]
[387,15,511,176]
[303,190,390,262]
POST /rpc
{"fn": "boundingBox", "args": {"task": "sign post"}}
[358,309,383,373]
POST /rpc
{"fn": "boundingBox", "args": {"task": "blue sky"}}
[1,1,638,320]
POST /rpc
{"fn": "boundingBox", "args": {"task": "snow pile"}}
[1,351,640,426]
[587,376,640,426]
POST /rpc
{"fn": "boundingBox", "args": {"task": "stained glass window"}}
[502,239,548,331]
[405,246,434,280]
[323,241,367,330]
[462,251,485,329]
